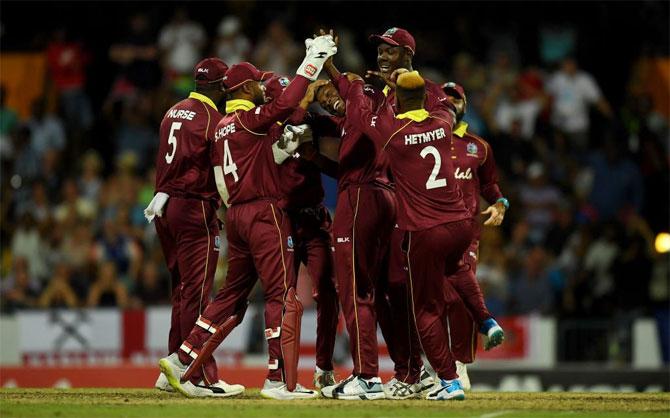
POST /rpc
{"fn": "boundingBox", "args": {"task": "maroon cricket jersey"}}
[384,78,449,114]
[211,76,310,206]
[155,92,223,201]
[450,121,503,235]
[346,80,470,231]
[333,76,392,191]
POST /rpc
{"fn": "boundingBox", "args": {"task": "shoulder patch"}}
[466,142,478,155]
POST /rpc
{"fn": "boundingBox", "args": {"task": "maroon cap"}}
[369,27,416,55]
[264,75,291,102]
[443,82,467,104]
[194,58,228,85]
[223,62,274,92]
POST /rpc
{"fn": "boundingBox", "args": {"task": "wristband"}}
[496,197,509,209]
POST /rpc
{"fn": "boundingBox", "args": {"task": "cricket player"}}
[302,69,396,400]
[145,57,243,397]
[366,27,449,398]
[345,70,473,401]
[441,82,506,389]
[265,74,340,389]
[158,34,338,400]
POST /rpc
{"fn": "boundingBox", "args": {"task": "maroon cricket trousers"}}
[155,196,220,384]
[289,204,339,372]
[179,199,296,382]
[405,218,474,380]
[333,184,396,379]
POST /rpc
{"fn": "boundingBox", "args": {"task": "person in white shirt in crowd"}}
[545,56,612,149]
[158,9,206,77]
[213,16,251,65]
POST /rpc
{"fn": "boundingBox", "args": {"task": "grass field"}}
[1,389,668,418]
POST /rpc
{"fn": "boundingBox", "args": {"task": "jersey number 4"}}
[420,145,447,190]
[222,139,239,182]
[165,122,181,164]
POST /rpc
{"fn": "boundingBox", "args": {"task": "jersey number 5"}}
[165,122,181,164]
[420,145,447,190]
[223,139,239,182]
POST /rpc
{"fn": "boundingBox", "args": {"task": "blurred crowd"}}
[0,7,668,339]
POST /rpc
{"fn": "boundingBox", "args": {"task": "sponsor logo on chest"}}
[454,167,473,180]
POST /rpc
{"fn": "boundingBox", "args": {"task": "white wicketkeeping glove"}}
[296,35,337,81]
[272,124,313,164]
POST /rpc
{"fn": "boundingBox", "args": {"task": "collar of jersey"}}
[453,121,468,138]
[225,99,255,114]
[396,108,429,122]
[383,85,391,97]
[188,92,218,111]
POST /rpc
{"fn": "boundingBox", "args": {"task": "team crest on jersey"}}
[287,235,294,249]
[214,236,221,251]
[467,142,478,156]
[384,27,398,36]
[279,77,290,87]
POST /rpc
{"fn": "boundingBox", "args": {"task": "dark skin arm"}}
[298,141,339,179]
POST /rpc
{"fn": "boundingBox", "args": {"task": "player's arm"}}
[344,78,393,146]
[237,35,337,133]
[298,141,339,179]
[479,141,507,226]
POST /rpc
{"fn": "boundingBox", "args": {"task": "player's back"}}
[213,111,282,206]
[385,110,470,231]
[156,94,222,201]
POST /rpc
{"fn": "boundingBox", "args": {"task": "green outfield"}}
[0,389,668,418]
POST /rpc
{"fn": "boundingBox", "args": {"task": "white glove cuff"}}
[272,141,291,164]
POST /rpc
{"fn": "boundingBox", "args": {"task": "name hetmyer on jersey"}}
[404,127,447,145]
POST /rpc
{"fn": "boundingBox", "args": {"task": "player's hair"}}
[396,71,425,111]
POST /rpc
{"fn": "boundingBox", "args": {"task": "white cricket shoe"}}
[159,354,245,398]
[383,377,422,399]
[425,378,465,401]
[418,365,435,393]
[313,367,336,389]
[158,354,189,396]
[323,375,385,400]
[260,379,318,400]
[456,361,471,391]
[155,372,173,392]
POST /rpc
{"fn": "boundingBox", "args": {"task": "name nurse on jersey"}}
[404,127,446,145]
[166,109,197,120]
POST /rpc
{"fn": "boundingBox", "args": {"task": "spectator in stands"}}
[78,150,103,202]
[0,257,40,312]
[213,16,251,65]
[508,246,554,314]
[585,139,644,220]
[252,19,300,75]
[12,125,40,187]
[86,261,129,308]
[582,223,620,313]
[93,214,142,282]
[53,178,96,226]
[0,85,18,159]
[545,56,612,150]
[115,97,157,167]
[518,162,562,243]
[158,8,206,92]
[11,213,49,282]
[26,99,66,163]
[46,28,93,131]
[132,260,169,306]
[108,13,160,99]
[37,263,78,309]
[16,181,51,223]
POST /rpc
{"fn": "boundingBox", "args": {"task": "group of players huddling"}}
[146,26,508,402]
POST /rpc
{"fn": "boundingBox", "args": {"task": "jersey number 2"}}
[223,139,239,182]
[420,145,447,190]
[165,122,181,164]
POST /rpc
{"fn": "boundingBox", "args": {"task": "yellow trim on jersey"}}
[225,99,255,114]
[453,121,468,138]
[383,85,391,97]
[396,108,429,122]
[189,92,218,111]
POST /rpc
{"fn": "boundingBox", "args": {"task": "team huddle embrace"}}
[147,27,508,402]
